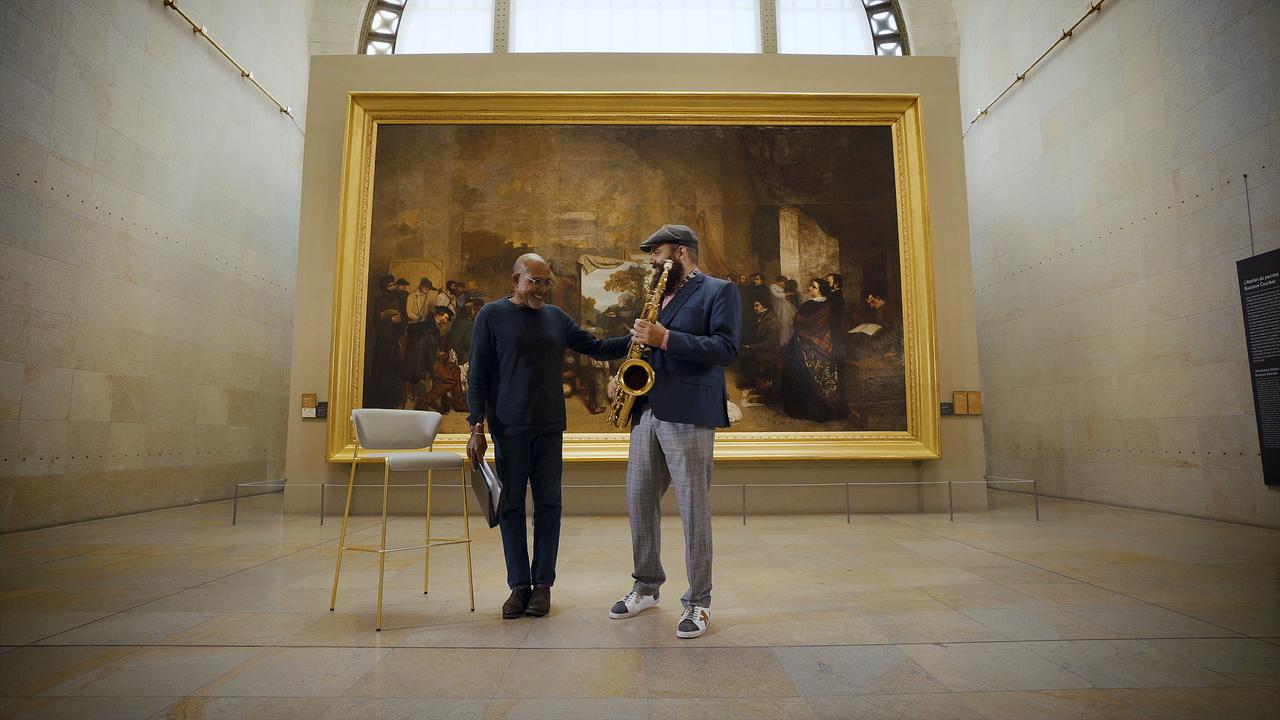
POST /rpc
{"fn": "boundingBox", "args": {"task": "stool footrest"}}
[343,538,471,554]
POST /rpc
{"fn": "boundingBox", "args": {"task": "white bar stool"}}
[329,409,475,630]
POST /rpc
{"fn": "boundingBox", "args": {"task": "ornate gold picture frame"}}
[327,92,938,462]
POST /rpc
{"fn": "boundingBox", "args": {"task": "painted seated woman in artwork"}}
[781,277,848,423]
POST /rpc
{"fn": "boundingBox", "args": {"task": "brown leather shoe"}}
[525,586,551,617]
[502,587,531,619]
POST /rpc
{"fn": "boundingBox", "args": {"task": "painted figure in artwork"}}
[781,277,847,422]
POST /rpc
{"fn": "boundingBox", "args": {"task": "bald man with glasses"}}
[466,253,630,619]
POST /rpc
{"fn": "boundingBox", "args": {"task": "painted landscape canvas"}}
[360,123,906,435]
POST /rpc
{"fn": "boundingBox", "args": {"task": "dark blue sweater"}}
[466,299,629,435]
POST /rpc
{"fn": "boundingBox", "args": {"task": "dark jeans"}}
[493,432,563,589]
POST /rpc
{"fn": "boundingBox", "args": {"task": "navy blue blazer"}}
[638,272,741,428]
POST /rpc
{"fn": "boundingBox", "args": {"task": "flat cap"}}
[639,224,699,252]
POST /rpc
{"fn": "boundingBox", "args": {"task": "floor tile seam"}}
[390,641,523,696]
[821,635,1255,647]
[138,697,334,720]
[1008,639,1258,689]
[16,685,1280,700]
[17,520,385,649]
[807,685,1278,696]
[639,635,655,703]
[5,686,1279,701]
[39,684,1277,701]
[872,510,1253,639]
[347,693,802,701]
[964,683,1277,693]
[25,634,1260,651]
[1,553,92,572]
[655,684,1251,697]
[339,694,660,702]
[178,644,302,699]
[378,691,803,696]
[324,646,398,699]
[492,691,806,700]
[145,698,197,720]
[62,689,374,701]
[29,642,305,650]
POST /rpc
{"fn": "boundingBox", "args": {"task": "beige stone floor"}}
[0,490,1277,719]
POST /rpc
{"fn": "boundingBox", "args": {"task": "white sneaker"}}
[676,604,710,638]
[609,589,658,619]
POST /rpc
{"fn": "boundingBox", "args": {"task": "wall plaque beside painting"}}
[327,93,939,461]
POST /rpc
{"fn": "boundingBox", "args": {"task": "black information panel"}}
[1238,248,1280,485]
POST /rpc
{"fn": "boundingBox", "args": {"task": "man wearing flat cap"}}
[607,224,741,639]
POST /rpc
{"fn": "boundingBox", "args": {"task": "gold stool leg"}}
[329,458,358,611]
[461,465,475,611]
[375,461,390,631]
[424,469,433,594]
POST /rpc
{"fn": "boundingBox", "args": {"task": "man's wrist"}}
[470,422,485,434]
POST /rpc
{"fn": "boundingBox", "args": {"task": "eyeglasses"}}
[521,274,555,288]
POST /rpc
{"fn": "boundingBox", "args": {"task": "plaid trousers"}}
[627,408,716,608]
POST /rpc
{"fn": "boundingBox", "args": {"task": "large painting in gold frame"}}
[327,92,938,462]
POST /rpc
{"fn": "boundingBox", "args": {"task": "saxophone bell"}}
[617,357,656,396]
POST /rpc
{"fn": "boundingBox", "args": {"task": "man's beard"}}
[654,259,683,294]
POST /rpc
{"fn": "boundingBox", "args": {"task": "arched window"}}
[509,1,761,54]
[360,0,908,56]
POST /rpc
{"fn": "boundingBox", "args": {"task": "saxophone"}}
[606,260,674,428]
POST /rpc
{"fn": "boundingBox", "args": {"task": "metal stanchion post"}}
[1033,478,1040,521]
[319,483,326,525]
[947,480,954,522]
[232,482,240,525]
[845,482,851,524]
[741,484,747,526]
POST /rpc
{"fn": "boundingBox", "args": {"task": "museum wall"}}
[958,0,1280,526]
[900,0,961,58]
[285,53,987,517]
[306,0,364,56]
[0,0,310,532]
